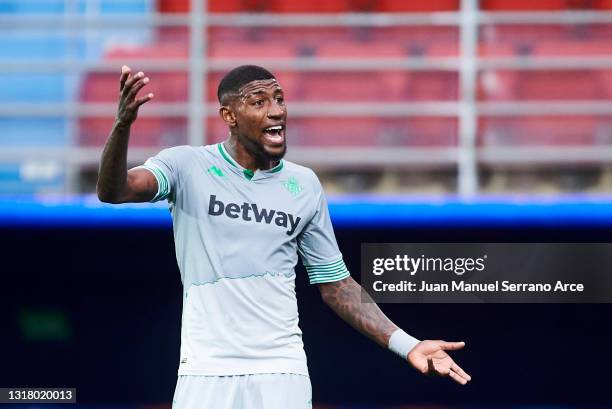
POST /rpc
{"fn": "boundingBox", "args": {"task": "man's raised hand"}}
[116,65,154,126]
[407,340,472,385]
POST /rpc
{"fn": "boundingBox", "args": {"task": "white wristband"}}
[388,329,420,359]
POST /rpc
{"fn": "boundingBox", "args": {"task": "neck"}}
[223,133,279,172]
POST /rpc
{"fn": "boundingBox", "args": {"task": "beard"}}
[237,132,287,165]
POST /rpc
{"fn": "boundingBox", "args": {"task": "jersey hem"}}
[177,368,310,377]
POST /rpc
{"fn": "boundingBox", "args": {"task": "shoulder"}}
[282,160,323,195]
[156,144,217,165]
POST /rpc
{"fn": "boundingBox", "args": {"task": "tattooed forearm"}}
[319,276,398,348]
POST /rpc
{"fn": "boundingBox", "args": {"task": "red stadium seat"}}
[594,0,612,8]
[289,118,382,147]
[374,0,459,12]
[208,43,297,59]
[516,71,604,100]
[480,116,600,146]
[106,44,187,60]
[268,0,353,13]
[236,27,356,48]
[158,0,188,13]
[480,0,567,10]
[478,70,519,101]
[406,72,459,101]
[535,41,612,56]
[316,43,407,58]
[296,71,407,102]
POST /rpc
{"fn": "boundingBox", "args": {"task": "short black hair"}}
[217,65,276,103]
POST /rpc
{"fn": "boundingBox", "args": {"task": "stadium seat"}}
[159,0,270,13]
[535,41,612,56]
[594,0,612,8]
[208,43,297,59]
[268,0,353,13]
[374,0,459,12]
[480,0,567,10]
[237,27,357,49]
[296,71,407,102]
[480,116,600,146]
[478,70,519,101]
[406,72,459,101]
[515,71,603,100]
[289,118,382,147]
[316,43,407,58]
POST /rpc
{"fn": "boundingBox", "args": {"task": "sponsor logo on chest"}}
[208,195,301,235]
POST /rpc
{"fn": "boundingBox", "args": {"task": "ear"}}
[219,105,237,127]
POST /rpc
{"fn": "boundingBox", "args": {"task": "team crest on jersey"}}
[283,177,303,197]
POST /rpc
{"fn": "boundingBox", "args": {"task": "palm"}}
[407,340,471,385]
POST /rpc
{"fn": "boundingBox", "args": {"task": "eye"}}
[275,96,285,104]
[253,99,264,106]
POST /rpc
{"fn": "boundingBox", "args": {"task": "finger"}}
[126,77,149,101]
[134,92,154,107]
[123,71,144,95]
[448,370,468,385]
[119,65,131,91]
[439,341,465,351]
[451,362,472,382]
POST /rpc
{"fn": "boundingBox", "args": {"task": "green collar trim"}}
[268,160,284,173]
[243,169,254,180]
[218,143,238,168]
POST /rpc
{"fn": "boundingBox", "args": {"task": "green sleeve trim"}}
[141,164,170,202]
[309,269,350,284]
[305,258,350,284]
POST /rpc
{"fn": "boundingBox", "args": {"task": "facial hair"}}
[237,131,287,166]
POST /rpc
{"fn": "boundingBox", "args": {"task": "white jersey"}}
[140,143,350,376]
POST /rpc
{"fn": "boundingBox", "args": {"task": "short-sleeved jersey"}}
[139,143,350,376]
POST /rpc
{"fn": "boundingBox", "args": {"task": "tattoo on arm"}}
[319,276,398,348]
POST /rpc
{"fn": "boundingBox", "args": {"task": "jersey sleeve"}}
[137,146,192,203]
[297,176,350,284]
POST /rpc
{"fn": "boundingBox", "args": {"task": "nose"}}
[267,101,285,119]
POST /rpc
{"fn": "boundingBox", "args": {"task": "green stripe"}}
[218,143,238,167]
[268,160,284,173]
[154,167,170,200]
[308,268,348,277]
[307,269,348,277]
[142,165,169,201]
[305,264,345,272]
[305,262,346,272]
[308,269,349,279]
[309,271,350,284]
[304,259,344,269]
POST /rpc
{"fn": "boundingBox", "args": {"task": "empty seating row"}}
[78,114,612,149]
[158,0,612,13]
[159,0,459,13]
[78,116,458,148]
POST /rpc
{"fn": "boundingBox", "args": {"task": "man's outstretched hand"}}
[407,340,472,385]
[116,65,154,126]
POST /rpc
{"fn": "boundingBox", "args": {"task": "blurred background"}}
[2,0,612,408]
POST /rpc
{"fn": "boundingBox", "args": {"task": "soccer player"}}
[97,65,471,409]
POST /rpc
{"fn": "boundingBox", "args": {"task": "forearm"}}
[320,276,398,348]
[96,120,131,203]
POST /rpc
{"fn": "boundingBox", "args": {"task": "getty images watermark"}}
[361,244,612,303]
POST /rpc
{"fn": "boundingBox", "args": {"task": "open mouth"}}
[262,125,285,145]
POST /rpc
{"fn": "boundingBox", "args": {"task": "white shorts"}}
[172,374,312,409]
